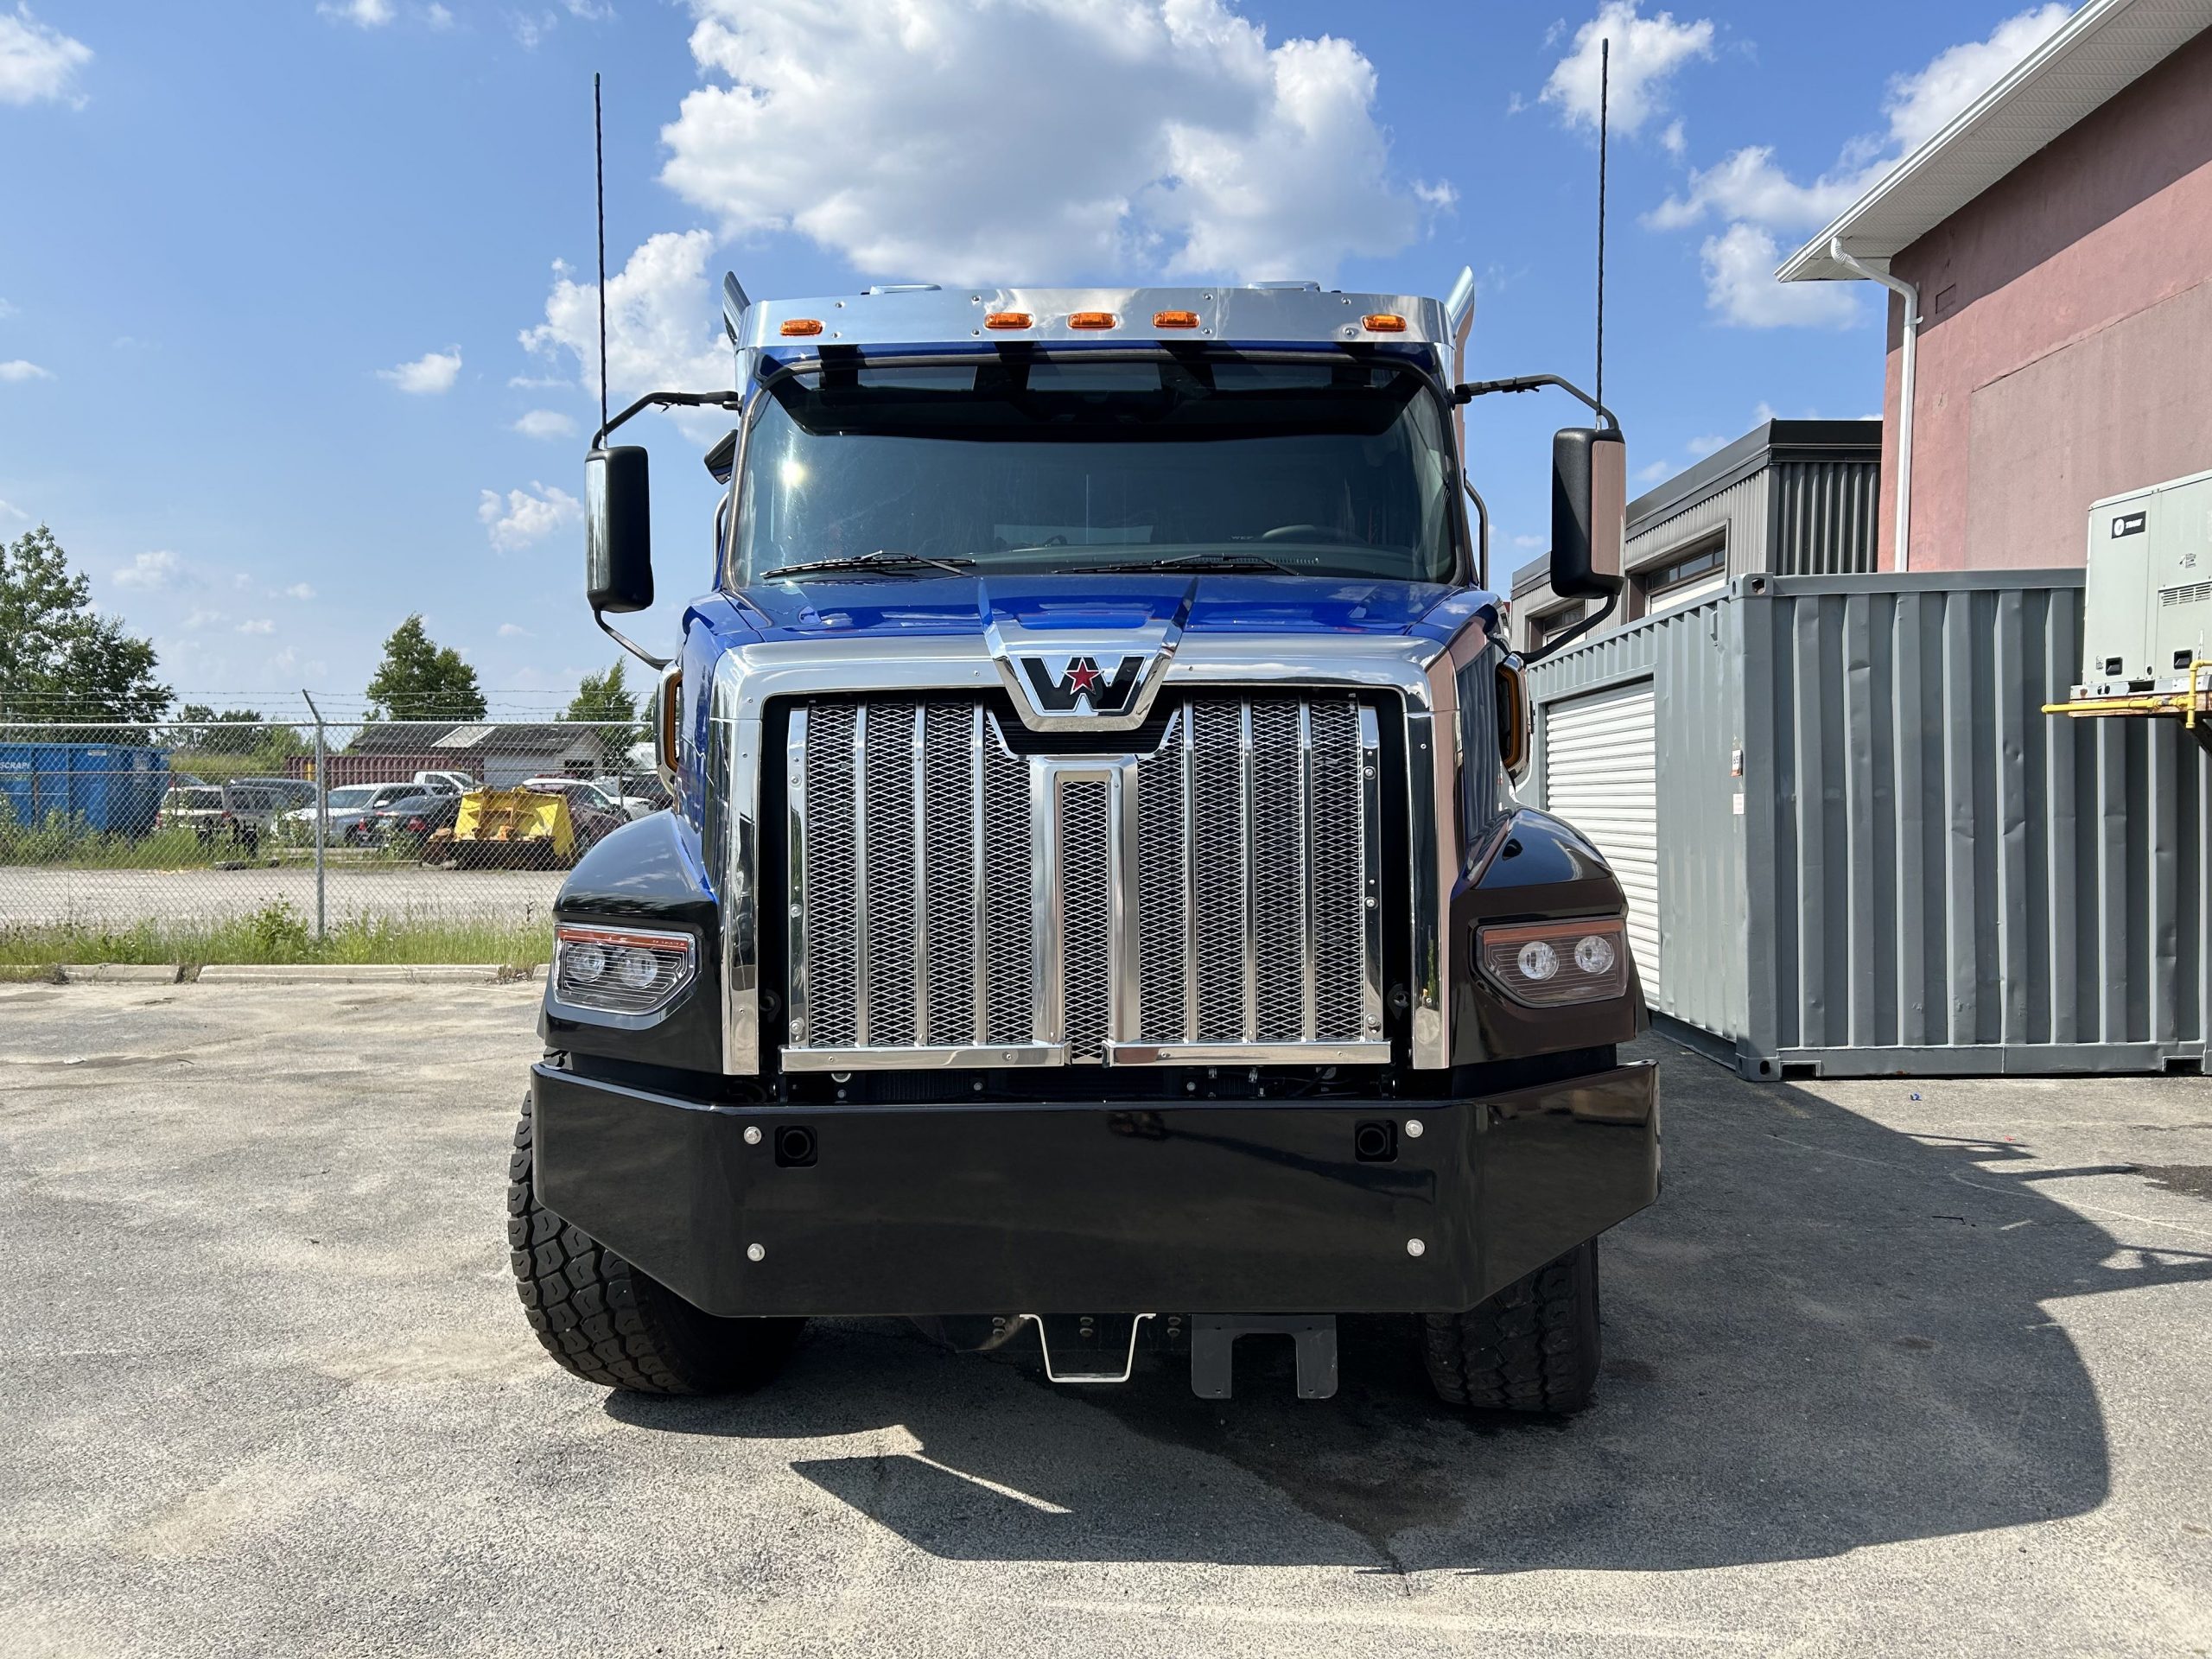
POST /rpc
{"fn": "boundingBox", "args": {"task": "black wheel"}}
[1420,1238,1601,1414]
[508,1089,802,1393]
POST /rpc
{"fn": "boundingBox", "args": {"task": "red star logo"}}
[1065,659,1103,696]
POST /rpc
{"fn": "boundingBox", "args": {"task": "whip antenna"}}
[1596,37,1609,420]
[594,71,609,439]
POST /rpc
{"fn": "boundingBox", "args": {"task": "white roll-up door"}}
[1542,681,1661,1000]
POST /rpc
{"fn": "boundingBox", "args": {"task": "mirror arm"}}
[1452,374,1618,431]
[593,607,671,672]
[594,388,743,450]
[1522,586,1619,665]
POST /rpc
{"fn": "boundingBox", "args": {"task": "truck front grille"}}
[784,696,1385,1070]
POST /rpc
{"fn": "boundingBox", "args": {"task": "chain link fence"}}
[0,709,658,966]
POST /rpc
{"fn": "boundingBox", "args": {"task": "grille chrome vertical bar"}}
[969,702,988,1046]
[1030,753,1058,1047]
[850,702,870,1048]
[1114,752,1145,1042]
[786,705,811,1050]
[1180,704,1198,1045]
[1239,699,1257,1044]
[909,703,929,1046]
[1299,701,1317,1042]
[1359,703,1385,1040]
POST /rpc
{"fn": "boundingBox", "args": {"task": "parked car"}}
[521,775,653,823]
[361,791,461,854]
[157,785,240,849]
[517,779,628,849]
[590,772,672,814]
[280,782,425,844]
[411,770,476,795]
[218,779,318,849]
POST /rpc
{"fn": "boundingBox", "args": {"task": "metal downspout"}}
[1828,237,1920,572]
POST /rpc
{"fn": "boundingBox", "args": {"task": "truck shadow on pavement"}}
[607,1042,2212,1573]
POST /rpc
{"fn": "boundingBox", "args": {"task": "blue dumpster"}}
[0,742,170,836]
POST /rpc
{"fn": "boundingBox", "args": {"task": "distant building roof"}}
[1780,0,2212,283]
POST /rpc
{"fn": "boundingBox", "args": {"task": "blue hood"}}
[699,574,1501,652]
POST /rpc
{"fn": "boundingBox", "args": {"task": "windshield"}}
[730,359,1461,585]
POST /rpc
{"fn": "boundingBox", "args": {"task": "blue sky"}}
[0,0,2073,709]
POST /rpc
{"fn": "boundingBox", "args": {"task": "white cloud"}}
[182,607,225,631]
[0,297,16,318]
[1683,433,1729,458]
[236,617,275,636]
[113,550,182,590]
[377,346,462,394]
[497,621,533,638]
[0,3,91,106]
[424,3,454,27]
[658,0,1437,283]
[1659,118,1685,157]
[521,231,730,429]
[0,496,27,521]
[513,408,576,440]
[0,359,54,381]
[1541,2,1714,137]
[479,482,582,551]
[1649,8,2065,331]
[1635,459,1672,485]
[1885,4,2068,150]
[1511,532,1546,550]
[1751,399,1779,424]
[284,582,316,601]
[232,571,252,590]
[319,0,394,26]
[1700,223,1859,329]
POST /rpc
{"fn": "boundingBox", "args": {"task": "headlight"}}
[554,922,695,1017]
[1478,917,1629,1007]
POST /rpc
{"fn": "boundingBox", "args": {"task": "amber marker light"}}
[984,311,1033,330]
[1152,309,1201,329]
[779,318,824,337]
[1360,313,1408,333]
[1067,311,1117,329]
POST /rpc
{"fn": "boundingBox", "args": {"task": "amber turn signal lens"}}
[1360,313,1408,333]
[984,311,1033,330]
[1067,311,1117,329]
[779,318,824,337]
[1152,309,1200,329]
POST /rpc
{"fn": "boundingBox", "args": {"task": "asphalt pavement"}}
[4,982,2209,1657]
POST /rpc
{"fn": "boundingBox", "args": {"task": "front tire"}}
[1420,1238,1601,1414]
[508,1090,802,1394]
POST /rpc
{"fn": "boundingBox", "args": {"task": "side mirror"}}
[586,446,653,614]
[1549,428,1626,601]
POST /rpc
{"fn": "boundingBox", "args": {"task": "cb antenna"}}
[1595,37,1609,420]
[594,71,609,440]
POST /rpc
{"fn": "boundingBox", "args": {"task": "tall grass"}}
[0,902,552,969]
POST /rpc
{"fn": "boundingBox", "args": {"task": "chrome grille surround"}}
[705,617,1498,1076]
[781,696,1385,1070]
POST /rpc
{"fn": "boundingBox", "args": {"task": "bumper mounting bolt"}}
[1405,1238,1427,1258]
[747,1243,766,1262]
[1404,1119,1424,1139]
[743,1126,763,1146]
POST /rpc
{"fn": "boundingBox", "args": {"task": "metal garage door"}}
[1542,681,1661,999]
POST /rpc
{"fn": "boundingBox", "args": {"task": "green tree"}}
[564,659,644,769]
[0,524,172,726]
[177,705,270,754]
[364,614,486,721]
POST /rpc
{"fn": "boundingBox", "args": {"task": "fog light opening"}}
[1353,1120,1397,1164]
[774,1125,817,1168]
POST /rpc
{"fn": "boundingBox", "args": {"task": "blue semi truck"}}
[509,274,1658,1412]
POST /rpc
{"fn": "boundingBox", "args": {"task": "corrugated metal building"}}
[1526,569,2206,1077]
[1510,420,1880,655]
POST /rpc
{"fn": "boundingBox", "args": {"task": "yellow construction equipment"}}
[430,788,578,868]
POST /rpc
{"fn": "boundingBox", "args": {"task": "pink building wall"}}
[1877,26,2212,571]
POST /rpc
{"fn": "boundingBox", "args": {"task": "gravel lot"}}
[0,864,563,928]
[4,982,2210,1657]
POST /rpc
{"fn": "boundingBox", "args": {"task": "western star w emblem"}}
[1017,653,1147,716]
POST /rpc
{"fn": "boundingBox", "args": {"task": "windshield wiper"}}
[1084,551,1302,576]
[760,551,977,579]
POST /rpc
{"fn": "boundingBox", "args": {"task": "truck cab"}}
[509,277,1657,1411]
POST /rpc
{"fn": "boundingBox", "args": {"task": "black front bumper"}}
[533,1060,1658,1319]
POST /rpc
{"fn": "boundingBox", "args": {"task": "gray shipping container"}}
[1525,570,2207,1077]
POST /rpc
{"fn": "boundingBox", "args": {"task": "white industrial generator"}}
[2056,466,2212,721]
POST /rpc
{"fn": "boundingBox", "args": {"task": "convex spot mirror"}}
[1549,427,1626,601]
[587,446,653,614]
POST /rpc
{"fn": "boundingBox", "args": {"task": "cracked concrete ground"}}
[3,981,2210,1657]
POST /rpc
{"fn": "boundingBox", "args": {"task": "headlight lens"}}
[554,923,695,1017]
[1479,917,1630,1007]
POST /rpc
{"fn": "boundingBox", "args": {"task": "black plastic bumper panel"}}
[531,1060,1657,1319]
